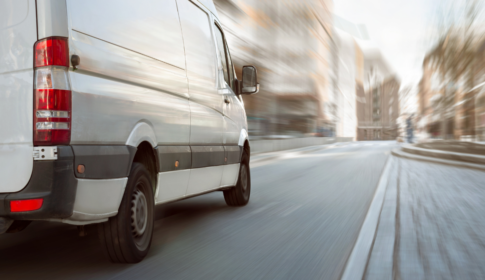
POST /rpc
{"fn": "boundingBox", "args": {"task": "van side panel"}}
[0,0,37,193]
[66,1,191,145]
[69,66,190,145]
[197,0,219,18]
[36,0,68,39]
[68,0,185,69]
[177,0,225,194]
[177,0,223,145]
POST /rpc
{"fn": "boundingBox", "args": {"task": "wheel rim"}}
[131,185,148,249]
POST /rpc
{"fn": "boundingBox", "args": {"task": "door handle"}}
[224,97,230,104]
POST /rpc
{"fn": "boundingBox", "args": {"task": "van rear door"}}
[0,0,37,193]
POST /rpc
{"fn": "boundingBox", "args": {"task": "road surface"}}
[0,141,396,279]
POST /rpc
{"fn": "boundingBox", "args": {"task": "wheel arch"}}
[132,141,158,195]
[126,122,157,148]
[238,129,250,160]
[238,128,248,147]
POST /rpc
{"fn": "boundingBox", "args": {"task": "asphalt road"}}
[0,141,396,279]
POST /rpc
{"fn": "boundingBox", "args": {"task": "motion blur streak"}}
[3,0,485,279]
[417,0,485,142]
[0,142,395,279]
[215,0,399,141]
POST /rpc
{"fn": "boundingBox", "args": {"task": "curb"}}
[340,156,394,280]
[392,149,485,172]
[402,145,485,165]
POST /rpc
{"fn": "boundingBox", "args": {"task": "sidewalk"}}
[365,153,485,279]
[394,141,485,171]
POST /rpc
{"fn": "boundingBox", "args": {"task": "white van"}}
[0,0,258,263]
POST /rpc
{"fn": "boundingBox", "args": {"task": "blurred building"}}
[417,54,441,138]
[418,32,485,141]
[475,41,485,141]
[331,30,362,139]
[215,0,398,140]
[356,49,400,140]
[214,0,334,137]
[477,88,485,141]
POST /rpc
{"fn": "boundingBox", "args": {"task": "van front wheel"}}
[223,152,250,206]
[98,163,154,263]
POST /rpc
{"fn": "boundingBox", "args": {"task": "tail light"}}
[10,199,44,212]
[33,37,71,146]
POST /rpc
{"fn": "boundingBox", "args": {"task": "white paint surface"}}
[221,163,240,187]
[186,166,223,195]
[72,178,127,221]
[156,170,190,204]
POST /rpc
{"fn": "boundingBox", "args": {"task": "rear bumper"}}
[0,146,77,220]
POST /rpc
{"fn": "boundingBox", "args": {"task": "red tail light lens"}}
[34,36,71,146]
[35,89,71,111]
[10,199,44,212]
[34,37,69,67]
[34,89,71,146]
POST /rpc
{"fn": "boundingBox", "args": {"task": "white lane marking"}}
[341,156,394,280]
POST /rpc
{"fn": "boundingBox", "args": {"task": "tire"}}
[98,163,154,263]
[223,152,251,206]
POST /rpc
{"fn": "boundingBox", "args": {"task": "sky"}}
[334,0,441,88]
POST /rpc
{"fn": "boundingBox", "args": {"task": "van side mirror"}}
[241,66,259,94]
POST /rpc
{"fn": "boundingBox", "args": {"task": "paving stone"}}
[367,156,485,280]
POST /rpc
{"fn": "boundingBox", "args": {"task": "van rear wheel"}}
[98,163,154,263]
[223,152,250,206]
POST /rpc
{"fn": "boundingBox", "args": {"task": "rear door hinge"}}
[33,147,58,160]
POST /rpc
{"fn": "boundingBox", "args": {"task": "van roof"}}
[196,0,219,18]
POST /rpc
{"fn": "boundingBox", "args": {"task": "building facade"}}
[356,49,400,141]
[332,30,363,139]
[417,34,485,140]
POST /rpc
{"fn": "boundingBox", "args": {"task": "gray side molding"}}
[225,145,241,165]
[191,146,225,168]
[156,146,192,172]
[72,145,137,179]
